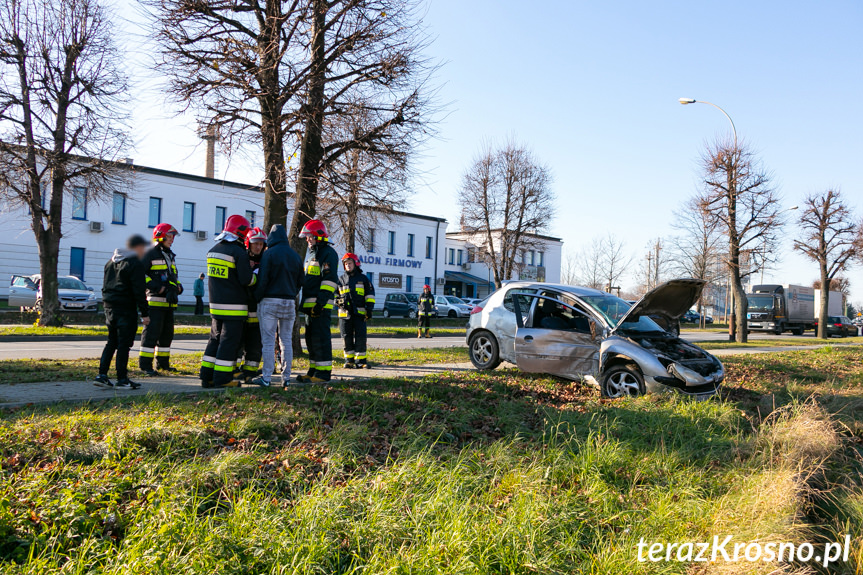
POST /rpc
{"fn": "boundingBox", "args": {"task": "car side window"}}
[530,297,593,334]
[503,288,536,318]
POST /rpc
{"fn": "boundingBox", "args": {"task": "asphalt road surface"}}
[0,335,467,360]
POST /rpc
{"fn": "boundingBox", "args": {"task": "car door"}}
[8,275,37,308]
[512,294,600,379]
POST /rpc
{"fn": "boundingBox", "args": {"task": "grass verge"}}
[696,336,863,350]
[0,348,861,572]
[0,324,467,338]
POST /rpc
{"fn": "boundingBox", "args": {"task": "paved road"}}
[0,335,466,360]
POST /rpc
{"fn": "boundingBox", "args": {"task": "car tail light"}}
[470,305,483,315]
[834,323,842,327]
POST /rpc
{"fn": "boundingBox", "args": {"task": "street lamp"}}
[679,97,739,340]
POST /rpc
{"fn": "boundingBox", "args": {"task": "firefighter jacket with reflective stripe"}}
[142,244,181,308]
[207,240,256,318]
[302,242,339,312]
[418,293,435,316]
[247,250,263,323]
[337,269,375,319]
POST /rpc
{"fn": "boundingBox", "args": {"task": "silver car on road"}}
[466,279,724,399]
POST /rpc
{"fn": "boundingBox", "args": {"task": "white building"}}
[0,162,562,304]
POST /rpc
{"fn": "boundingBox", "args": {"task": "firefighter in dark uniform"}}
[297,219,339,383]
[336,253,376,369]
[237,226,267,382]
[200,215,255,388]
[418,284,435,338]
[139,223,183,375]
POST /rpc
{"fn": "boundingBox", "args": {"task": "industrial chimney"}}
[199,123,218,179]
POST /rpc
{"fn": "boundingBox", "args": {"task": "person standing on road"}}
[200,215,255,388]
[139,223,182,376]
[95,234,150,389]
[193,273,205,315]
[418,284,434,338]
[251,224,304,388]
[297,219,339,383]
[237,227,267,383]
[337,253,375,369]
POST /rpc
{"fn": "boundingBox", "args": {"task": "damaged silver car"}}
[465,279,724,399]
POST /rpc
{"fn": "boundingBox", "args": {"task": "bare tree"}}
[573,237,604,290]
[701,140,783,342]
[458,140,555,288]
[560,249,579,286]
[669,195,724,314]
[573,234,631,293]
[794,189,863,337]
[0,0,130,326]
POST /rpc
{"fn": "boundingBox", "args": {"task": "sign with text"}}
[379,273,403,289]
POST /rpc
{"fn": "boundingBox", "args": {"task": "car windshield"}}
[580,294,664,333]
[747,295,774,313]
[58,278,86,290]
[446,296,464,305]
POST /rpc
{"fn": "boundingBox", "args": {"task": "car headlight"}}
[668,363,709,386]
[88,292,96,300]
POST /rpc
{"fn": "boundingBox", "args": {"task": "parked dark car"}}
[382,293,420,319]
[814,316,859,338]
[681,310,714,324]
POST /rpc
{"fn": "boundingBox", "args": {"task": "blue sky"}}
[119,0,863,300]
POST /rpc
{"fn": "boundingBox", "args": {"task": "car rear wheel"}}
[408,310,417,319]
[383,309,391,318]
[447,310,456,318]
[469,331,501,370]
[601,365,645,398]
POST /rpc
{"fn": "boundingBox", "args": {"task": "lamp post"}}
[679,97,739,341]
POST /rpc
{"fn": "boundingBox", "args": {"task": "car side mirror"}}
[87,286,94,291]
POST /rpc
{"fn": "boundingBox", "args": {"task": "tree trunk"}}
[732,274,748,343]
[36,231,62,327]
[818,266,829,339]
[261,111,288,231]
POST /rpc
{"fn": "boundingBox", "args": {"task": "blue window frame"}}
[387,231,396,255]
[245,210,256,228]
[538,251,544,267]
[70,247,85,280]
[406,275,413,293]
[215,206,226,233]
[425,236,433,259]
[148,197,162,228]
[457,249,464,265]
[183,202,196,232]
[407,233,415,257]
[367,229,376,252]
[424,276,431,288]
[71,187,87,220]
[366,272,374,285]
[112,192,126,224]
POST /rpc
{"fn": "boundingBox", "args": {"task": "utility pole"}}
[653,239,662,288]
[646,251,653,291]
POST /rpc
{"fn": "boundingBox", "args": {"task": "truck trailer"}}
[746,284,843,334]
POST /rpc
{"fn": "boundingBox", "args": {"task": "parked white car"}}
[435,295,473,318]
[8,274,100,312]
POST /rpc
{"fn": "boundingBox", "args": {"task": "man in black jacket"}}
[200,215,255,388]
[95,235,150,389]
[251,224,304,388]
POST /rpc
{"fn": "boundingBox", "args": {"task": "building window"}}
[387,231,396,255]
[448,248,455,265]
[245,210,256,228]
[538,251,544,267]
[183,202,196,232]
[425,236,433,259]
[70,247,85,281]
[71,187,87,220]
[40,182,49,211]
[111,192,126,224]
[424,276,431,288]
[367,228,376,252]
[148,197,162,228]
[457,249,464,265]
[407,233,415,257]
[366,272,374,285]
[406,275,413,293]
[215,206,227,233]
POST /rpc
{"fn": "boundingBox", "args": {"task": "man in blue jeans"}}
[251,224,304,388]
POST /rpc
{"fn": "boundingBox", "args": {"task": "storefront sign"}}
[358,254,423,269]
[379,273,403,289]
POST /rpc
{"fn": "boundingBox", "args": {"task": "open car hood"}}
[613,279,705,332]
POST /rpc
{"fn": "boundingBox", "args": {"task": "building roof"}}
[446,228,563,243]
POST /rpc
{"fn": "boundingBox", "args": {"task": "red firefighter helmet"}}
[299,219,329,241]
[423,284,431,290]
[224,214,251,239]
[245,226,267,248]
[153,223,179,242]
[342,252,360,267]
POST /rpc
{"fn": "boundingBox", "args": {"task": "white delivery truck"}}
[746,284,816,335]
[814,288,844,318]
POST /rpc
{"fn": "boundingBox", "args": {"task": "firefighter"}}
[337,253,375,369]
[200,215,255,388]
[139,223,183,375]
[237,227,267,382]
[297,219,339,383]
[418,284,435,338]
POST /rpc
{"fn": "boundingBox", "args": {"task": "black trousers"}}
[194,296,204,315]
[339,316,368,361]
[418,314,431,329]
[99,305,138,380]
[139,307,175,370]
[200,316,245,386]
[305,310,333,376]
[239,319,263,377]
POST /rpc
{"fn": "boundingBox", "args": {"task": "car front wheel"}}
[383,309,391,318]
[469,331,501,370]
[601,365,645,398]
[447,310,456,318]
[408,310,417,319]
